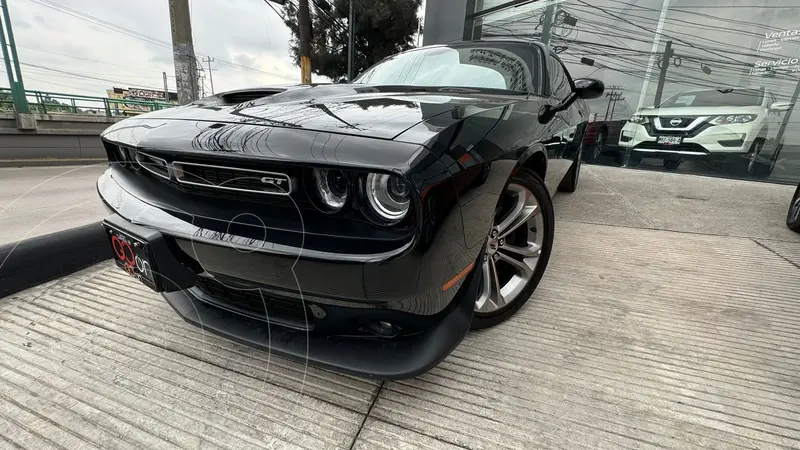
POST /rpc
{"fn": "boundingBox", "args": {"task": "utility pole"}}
[198,70,206,98]
[603,85,623,121]
[168,0,199,104]
[0,0,29,114]
[653,40,674,106]
[298,0,312,84]
[162,72,169,102]
[637,0,670,112]
[347,0,355,81]
[203,56,216,94]
[540,1,558,45]
[607,92,625,121]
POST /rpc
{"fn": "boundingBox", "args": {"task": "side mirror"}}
[573,78,605,100]
[538,78,605,124]
[770,101,793,112]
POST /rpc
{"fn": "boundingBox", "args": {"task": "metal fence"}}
[0,88,176,117]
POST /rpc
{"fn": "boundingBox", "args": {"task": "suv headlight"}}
[365,173,411,223]
[710,114,757,125]
[629,115,648,124]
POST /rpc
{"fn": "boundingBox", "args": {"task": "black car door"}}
[543,53,580,193]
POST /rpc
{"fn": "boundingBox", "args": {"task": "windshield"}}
[659,88,764,108]
[354,44,540,93]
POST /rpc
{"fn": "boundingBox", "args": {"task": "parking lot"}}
[1,165,799,449]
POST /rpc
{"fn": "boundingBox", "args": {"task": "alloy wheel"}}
[475,183,545,313]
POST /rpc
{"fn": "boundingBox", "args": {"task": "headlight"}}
[710,114,757,125]
[313,168,349,211]
[365,173,411,222]
[629,115,648,124]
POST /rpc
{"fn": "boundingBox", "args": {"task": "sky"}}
[3,0,424,98]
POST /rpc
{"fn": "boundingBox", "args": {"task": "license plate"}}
[657,136,683,145]
[105,225,160,291]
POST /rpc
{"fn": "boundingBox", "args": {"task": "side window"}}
[548,55,572,99]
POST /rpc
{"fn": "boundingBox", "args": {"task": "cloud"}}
[7,0,304,98]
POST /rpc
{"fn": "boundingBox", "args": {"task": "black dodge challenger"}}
[97,39,603,379]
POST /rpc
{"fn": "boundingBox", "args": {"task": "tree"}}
[0,91,13,111]
[282,0,421,81]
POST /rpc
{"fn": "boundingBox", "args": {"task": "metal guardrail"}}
[0,88,176,118]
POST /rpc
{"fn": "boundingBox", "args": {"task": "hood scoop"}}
[219,88,287,105]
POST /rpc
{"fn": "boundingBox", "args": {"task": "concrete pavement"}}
[1,165,800,449]
[0,164,108,245]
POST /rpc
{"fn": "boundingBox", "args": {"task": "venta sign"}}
[764,28,800,40]
[752,27,800,75]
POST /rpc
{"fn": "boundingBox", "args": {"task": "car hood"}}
[636,105,763,117]
[108,84,524,141]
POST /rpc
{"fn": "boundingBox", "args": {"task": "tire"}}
[745,138,767,176]
[586,132,606,163]
[663,159,682,170]
[558,152,581,193]
[626,152,643,167]
[769,144,783,176]
[471,168,555,330]
[787,184,800,233]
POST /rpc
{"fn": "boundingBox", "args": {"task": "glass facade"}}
[465,0,800,183]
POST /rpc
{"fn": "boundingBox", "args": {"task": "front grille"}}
[653,116,697,128]
[173,161,292,196]
[136,151,171,180]
[193,276,313,327]
[644,120,712,138]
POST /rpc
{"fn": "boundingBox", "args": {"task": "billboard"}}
[106,87,178,115]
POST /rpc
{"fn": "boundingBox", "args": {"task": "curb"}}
[0,222,111,299]
[0,158,107,168]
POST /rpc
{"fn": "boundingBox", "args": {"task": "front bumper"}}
[618,122,757,156]
[98,166,480,379]
[161,256,479,379]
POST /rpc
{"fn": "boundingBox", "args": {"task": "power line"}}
[24,0,296,81]
[16,45,176,76]
[572,0,750,67]
[263,0,285,20]
[567,4,790,60]
[4,59,166,90]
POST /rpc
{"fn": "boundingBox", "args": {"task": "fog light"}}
[365,320,399,338]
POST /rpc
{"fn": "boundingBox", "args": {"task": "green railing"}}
[0,88,176,118]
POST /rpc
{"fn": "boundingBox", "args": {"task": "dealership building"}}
[422,0,800,179]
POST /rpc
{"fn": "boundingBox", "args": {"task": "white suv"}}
[618,87,793,174]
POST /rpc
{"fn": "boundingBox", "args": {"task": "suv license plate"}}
[105,225,160,292]
[657,136,683,145]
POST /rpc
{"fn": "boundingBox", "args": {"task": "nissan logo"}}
[669,117,683,127]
